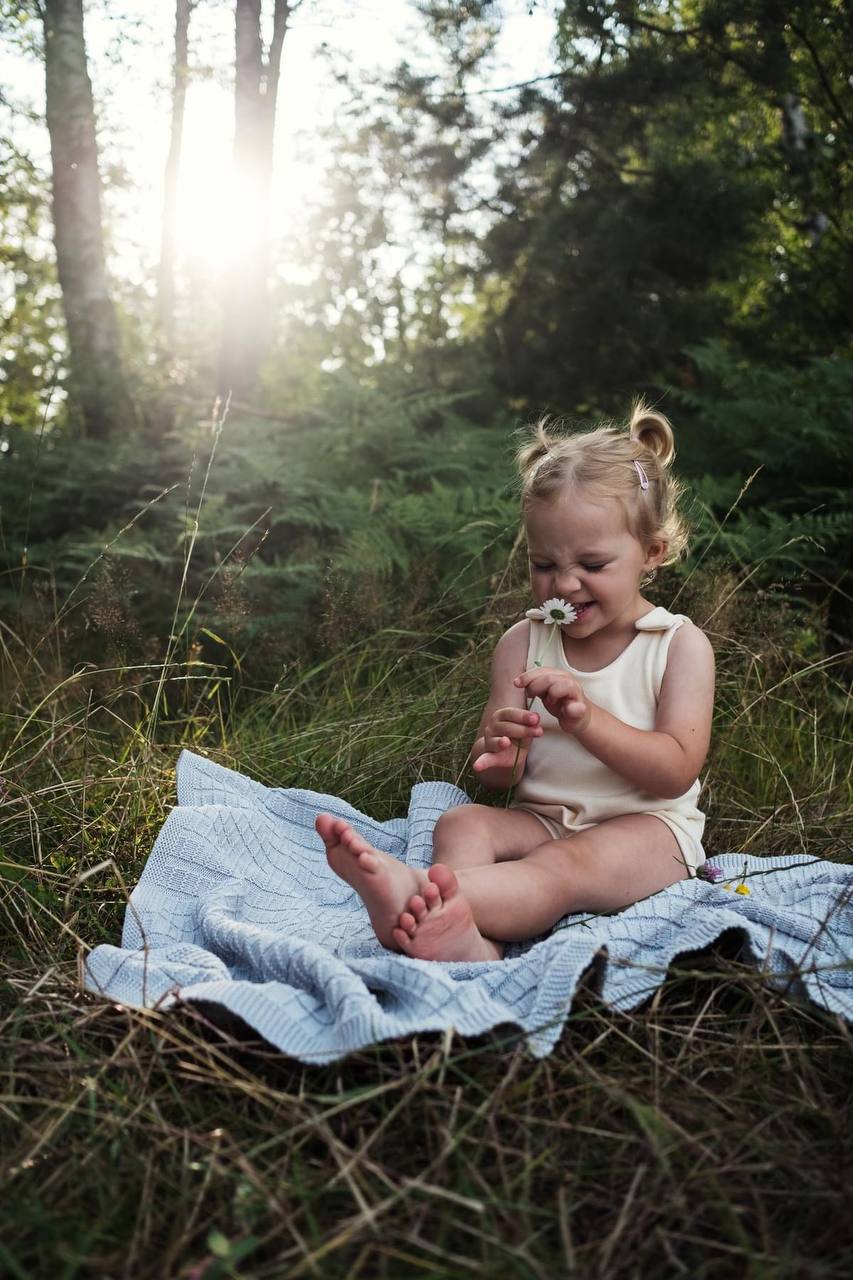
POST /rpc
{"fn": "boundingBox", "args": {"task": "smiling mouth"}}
[573,602,595,618]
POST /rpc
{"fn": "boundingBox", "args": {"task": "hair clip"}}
[633,459,649,490]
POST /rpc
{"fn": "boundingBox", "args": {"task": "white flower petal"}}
[545,598,578,624]
[527,597,578,626]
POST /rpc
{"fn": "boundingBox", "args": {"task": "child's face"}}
[525,491,666,640]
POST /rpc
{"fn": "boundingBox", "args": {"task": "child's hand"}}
[513,667,591,735]
[473,707,543,774]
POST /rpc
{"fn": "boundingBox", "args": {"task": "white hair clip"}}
[633,459,649,490]
[529,452,553,481]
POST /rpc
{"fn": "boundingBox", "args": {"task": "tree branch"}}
[621,13,701,40]
[423,70,568,101]
[788,21,853,136]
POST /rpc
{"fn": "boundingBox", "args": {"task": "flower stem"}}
[505,741,522,808]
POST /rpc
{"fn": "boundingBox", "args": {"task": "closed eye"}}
[582,563,606,573]
[531,561,553,571]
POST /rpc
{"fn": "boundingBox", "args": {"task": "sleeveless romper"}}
[511,605,706,874]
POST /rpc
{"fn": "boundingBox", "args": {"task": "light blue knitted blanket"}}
[84,750,853,1062]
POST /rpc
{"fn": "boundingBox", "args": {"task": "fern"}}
[4,355,850,677]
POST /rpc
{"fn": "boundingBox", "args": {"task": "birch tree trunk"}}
[157,0,195,349]
[43,0,130,438]
[218,0,293,402]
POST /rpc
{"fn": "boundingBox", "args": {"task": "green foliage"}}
[461,0,853,411]
[278,1,506,405]
[5,338,852,684]
[676,340,853,487]
[0,390,519,680]
[2,0,851,675]
[0,133,62,432]
[674,341,853,577]
[667,342,853,650]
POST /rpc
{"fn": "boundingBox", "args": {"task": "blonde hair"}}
[516,399,689,563]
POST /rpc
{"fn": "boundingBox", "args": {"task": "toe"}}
[427,862,459,899]
[315,813,335,841]
[341,825,363,850]
[398,911,417,936]
[423,881,441,908]
[348,831,374,859]
[392,927,412,952]
[407,894,427,921]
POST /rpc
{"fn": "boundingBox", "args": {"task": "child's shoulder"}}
[491,618,532,667]
[667,614,715,665]
[638,606,711,644]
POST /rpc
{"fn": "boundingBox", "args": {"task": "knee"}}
[433,805,490,842]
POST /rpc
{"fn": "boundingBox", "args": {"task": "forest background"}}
[2,3,853,1276]
[2,0,851,679]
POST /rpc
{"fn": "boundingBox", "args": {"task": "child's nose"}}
[556,570,582,595]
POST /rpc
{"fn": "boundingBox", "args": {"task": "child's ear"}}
[644,537,668,571]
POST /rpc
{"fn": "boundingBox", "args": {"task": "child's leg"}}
[315,814,428,950]
[431,804,553,870]
[315,806,550,953]
[394,814,690,960]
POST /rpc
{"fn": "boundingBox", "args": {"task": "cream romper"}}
[511,605,706,875]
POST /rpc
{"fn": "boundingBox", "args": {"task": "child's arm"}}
[515,624,715,799]
[471,621,543,791]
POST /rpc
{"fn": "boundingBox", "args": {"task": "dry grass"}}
[1,565,852,1278]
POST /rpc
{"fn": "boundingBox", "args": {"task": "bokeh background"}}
[1,0,850,682]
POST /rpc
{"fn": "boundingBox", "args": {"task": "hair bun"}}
[629,399,675,468]
[517,416,558,479]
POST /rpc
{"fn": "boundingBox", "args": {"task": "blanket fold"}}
[84,751,853,1063]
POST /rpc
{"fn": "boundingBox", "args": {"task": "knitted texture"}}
[84,751,853,1063]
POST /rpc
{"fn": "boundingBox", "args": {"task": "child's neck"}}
[561,595,656,670]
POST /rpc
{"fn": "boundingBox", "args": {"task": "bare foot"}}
[391,864,503,962]
[315,814,426,950]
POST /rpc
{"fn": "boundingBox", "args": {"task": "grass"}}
[1,559,852,1277]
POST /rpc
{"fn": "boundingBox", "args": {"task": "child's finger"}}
[535,685,578,712]
[556,699,589,730]
[487,728,539,758]
[500,707,540,724]
[516,672,578,700]
[496,722,542,741]
[488,720,541,744]
[513,668,564,689]
[490,710,540,736]
[473,748,514,773]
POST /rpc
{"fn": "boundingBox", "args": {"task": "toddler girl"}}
[316,402,715,961]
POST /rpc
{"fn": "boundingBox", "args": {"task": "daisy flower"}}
[525,598,578,668]
[525,598,578,625]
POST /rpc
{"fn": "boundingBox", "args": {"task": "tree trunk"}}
[218,0,292,402]
[43,0,130,438]
[157,0,194,349]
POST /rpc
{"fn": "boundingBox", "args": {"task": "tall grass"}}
[1,512,851,1276]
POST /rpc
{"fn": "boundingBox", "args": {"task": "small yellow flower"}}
[735,883,750,895]
[722,884,732,891]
